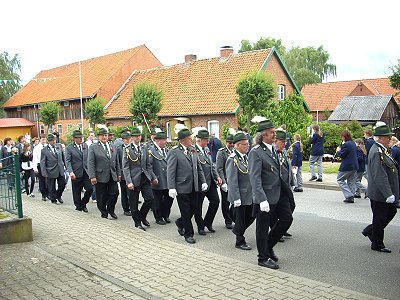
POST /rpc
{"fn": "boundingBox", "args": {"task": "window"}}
[57,124,63,134]
[166,122,171,142]
[39,125,45,135]
[48,124,53,133]
[278,84,285,101]
[17,106,22,111]
[208,120,219,139]
[63,101,69,106]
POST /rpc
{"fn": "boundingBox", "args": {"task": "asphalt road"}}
[58,182,400,300]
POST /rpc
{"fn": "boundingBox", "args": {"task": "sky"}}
[2,0,399,86]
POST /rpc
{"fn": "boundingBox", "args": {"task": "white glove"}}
[386,195,396,203]
[291,186,295,191]
[221,183,228,192]
[201,183,208,191]
[234,199,241,207]
[168,189,177,198]
[291,166,298,175]
[260,200,270,212]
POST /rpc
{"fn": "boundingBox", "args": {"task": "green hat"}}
[150,127,159,135]
[226,134,234,142]
[72,130,83,138]
[98,128,109,135]
[257,119,275,132]
[196,129,210,139]
[108,130,115,136]
[374,125,394,136]
[130,127,142,136]
[155,131,167,139]
[47,133,56,141]
[178,128,192,140]
[233,132,247,144]
[276,129,287,140]
[120,127,130,134]
[121,132,130,140]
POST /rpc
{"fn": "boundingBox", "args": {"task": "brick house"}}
[302,77,400,122]
[106,46,306,140]
[1,45,162,138]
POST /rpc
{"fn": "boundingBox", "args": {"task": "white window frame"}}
[57,124,63,134]
[166,122,171,142]
[278,84,285,101]
[48,124,53,134]
[39,124,45,135]
[207,120,220,139]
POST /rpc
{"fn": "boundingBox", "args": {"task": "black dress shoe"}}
[225,223,234,229]
[42,197,47,201]
[58,198,64,203]
[315,178,323,182]
[142,219,150,227]
[258,259,279,269]
[109,213,118,219]
[124,211,132,216]
[343,197,354,203]
[309,176,317,181]
[185,237,196,244]
[135,225,146,231]
[354,194,361,198]
[371,247,391,253]
[278,237,285,242]
[283,232,292,237]
[156,220,167,225]
[175,220,184,236]
[294,187,303,192]
[205,226,215,233]
[235,244,252,250]
[164,217,171,223]
[269,249,279,262]
[82,207,88,213]
[75,207,82,211]
[101,214,108,219]
[51,201,58,205]
[198,229,207,235]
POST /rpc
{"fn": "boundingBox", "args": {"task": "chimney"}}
[220,46,233,58]
[185,54,197,63]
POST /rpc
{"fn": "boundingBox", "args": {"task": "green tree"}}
[239,37,286,56]
[85,97,107,127]
[283,46,336,89]
[0,52,22,117]
[236,71,275,128]
[389,59,400,94]
[129,81,163,136]
[40,102,59,133]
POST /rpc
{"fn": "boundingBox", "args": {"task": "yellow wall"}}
[0,127,33,141]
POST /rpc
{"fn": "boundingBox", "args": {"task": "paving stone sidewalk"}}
[1,197,382,300]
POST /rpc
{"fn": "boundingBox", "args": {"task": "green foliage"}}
[239,37,286,56]
[0,52,22,117]
[389,59,400,96]
[40,102,59,130]
[85,97,107,125]
[236,71,275,128]
[238,37,337,90]
[129,81,163,137]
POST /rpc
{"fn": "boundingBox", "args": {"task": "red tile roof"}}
[2,45,162,108]
[0,118,34,128]
[107,49,283,117]
[302,78,399,111]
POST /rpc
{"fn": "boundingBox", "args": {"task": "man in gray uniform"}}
[40,133,66,204]
[149,131,173,225]
[194,129,222,235]
[123,127,157,230]
[226,132,255,250]
[362,124,399,253]
[248,119,293,270]
[88,128,121,219]
[65,130,93,212]
[216,134,234,229]
[116,132,131,216]
[167,128,207,244]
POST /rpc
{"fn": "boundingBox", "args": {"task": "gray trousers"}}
[309,155,323,178]
[293,166,303,188]
[355,171,366,195]
[337,170,357,199]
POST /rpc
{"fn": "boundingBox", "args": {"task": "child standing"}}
[291,134,303,192]
[354,138,367,198]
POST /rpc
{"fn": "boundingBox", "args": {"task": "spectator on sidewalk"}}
[336,130,358,203]
[362,123,398,253]
[32,137,48,201]
[291,134,303,192]
[20,143,35,197]
[354,138,367,199]
[308,124,325,182]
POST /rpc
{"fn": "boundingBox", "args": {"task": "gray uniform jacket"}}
[122,143,156,187]
[226,150,252,205]
[167,144,206,194]
[65,143,89,178]
[116,144,129,181]
[216,147,232,184]
[88,142,120,183]
[367,143,399,203]
[195,145,219,191]
[40,144,65,179]
[248,143,281,205]
[149,145,169,190]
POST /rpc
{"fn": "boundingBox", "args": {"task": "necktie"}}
[52,146,57,156]
[243,154,248,163]
[103,143,110,158]
[161,148,166,158]
[78,144,82,152]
